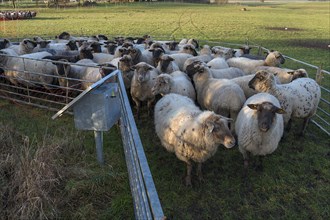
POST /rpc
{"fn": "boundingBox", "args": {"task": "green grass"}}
[0,2,330,219]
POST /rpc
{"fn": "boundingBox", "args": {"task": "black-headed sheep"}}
[235,92,285,172]
[248,70,321,135]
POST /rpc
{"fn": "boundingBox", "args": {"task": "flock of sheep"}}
[0,10,37,20]
[0,33,321,186]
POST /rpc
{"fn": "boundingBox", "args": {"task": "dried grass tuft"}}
[0,123,67,219]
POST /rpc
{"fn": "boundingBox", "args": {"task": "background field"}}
[0,2,329,219]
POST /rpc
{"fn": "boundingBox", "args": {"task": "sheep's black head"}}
[166,41,179,51]
[248,70,275,92]
[90,41,103,53]
[290,68,308,81]
[37,40,51,49]
[182,44,198,56]
[99,63,117,76]
[52,59,71,76]
[22,39,38,48]
[158,55,174,73]
[66,40,78,51]
[266,51,285,66]
[58,31,71,40]
[185,60,204,78]
[0,39,10,50]
[247,102,285,132]
[119,55,133,72]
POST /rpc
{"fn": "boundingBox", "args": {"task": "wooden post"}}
[315,66,323,85]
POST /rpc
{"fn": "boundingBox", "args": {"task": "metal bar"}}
[0,94,72,113]
[0,88,69,106]
[119,85,150,219]
[311,119,330,136]
[320,97,330,106]
[317,107,330,118]
[314,114,330,127]
[117,71,165,219]
[94,131,104,165]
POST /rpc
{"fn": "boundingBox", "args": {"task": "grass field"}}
[0,2,329,219]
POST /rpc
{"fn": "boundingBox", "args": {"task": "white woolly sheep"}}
[0,50,56,88]
[154,93,235,186]
[53,58,116,90]
[151,71,196,101]
[206,57,229,69]
[254,66,308,84]
[210,67,246,79]
[156,54,180,74]
[8,39,37,55]
[226,51,285,75]
[248,70,321,135]
[130,62,159,118]
[235,92,285,172]
[186,61,246,131]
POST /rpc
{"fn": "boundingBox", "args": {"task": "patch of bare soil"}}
[288,39,330,50]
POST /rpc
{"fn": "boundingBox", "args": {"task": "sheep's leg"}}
[185,161,193,187]
[242,151,249,177]
[285,118,292,132]
[147,98,155,117]
[300,117,310,136]
[197,162,204,182]
[132,98,141,119]
[255,156,263,172]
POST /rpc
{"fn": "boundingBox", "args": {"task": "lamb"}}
[151,71,196,101]
[8,39,37,55]
[187,61,246,131]
[248,70,321,135]
[235,92,285,172]
[154,93,235,186]
[226,51,285,75]
[0,50,56,88]
[130,62,159,118]
[156,54,180,74]
[253,66,308,84]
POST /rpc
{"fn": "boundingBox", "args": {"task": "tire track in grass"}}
[189,13,210,41]
[169,12,190,41]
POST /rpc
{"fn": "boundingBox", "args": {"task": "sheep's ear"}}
[168,56,174,61]
[247,104,259,110]
[131,65,137,70]
[205,121,214,133]
[149,49,154,52]
[275,107,286,114]
[163,76,169,84]
[23,40,28,44]
[287,71,295,75]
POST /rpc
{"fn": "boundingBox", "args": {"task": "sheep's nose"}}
[224,136,236,149]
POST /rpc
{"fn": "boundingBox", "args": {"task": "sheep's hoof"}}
[185,176,192,187]
[255,164,263,172]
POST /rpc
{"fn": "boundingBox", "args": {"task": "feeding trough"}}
[52,72,120,164]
